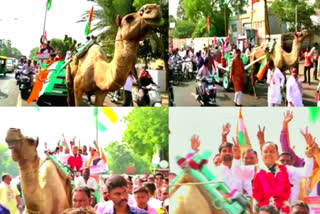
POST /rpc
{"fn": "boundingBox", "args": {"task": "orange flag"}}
[100,148,107,164]
[27,63,53,104]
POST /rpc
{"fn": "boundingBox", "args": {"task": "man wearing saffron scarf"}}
[232,138,315,213]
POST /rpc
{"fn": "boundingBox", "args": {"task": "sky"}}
[169,0,179,18]
[0,107,132,159]
[0,0,97,56]
[169,107,320,174]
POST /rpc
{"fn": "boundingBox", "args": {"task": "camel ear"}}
[116,15,122,27]
[294,32,299,38]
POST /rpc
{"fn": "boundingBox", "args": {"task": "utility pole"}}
[295,5,298,31]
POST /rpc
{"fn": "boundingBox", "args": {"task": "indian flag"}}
[256,58,268,80]
[47,0,52,10]
[27,60,66,104]
[85,7,94,36]
[236,108,252,154]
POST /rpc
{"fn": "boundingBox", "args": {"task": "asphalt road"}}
[0,73,168,107]
[173,63,318,107]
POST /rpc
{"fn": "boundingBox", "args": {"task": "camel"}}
[5,128,72,214]
[66,4,161,106]
[170,151,251,214]
[249,30,311,96]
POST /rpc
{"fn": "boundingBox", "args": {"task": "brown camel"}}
[249,30,311,96]
[66,4,161,106]
[5,128,72,214]
[170,174,223,214]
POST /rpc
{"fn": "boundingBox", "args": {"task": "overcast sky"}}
[0,0,97,56]
[169,107,320,174]
[0,107,132,159]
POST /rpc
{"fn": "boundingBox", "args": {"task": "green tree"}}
[50,35,78,57]
[173,20,197,38]
[0,39,22,58]
[29,47,40,61]
[106,141,150,174]
[271,0,316,31]
[0,144,19,176]
[174,0,247,37]
[123,108,168,162]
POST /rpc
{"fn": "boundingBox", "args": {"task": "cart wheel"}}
[223,73,230,91]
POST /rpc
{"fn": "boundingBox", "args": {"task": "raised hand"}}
[232,137,241,160]
[222,123,231,137]
[283,110,294,124]
[191,135,200,152]
[300,127,314,147]
[257,125,266,150]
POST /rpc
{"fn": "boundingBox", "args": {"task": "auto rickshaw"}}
[0,56,8,76]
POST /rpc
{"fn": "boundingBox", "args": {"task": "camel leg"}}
[74,83,84,106]
[95,90,108,106]
[66,66,75,106]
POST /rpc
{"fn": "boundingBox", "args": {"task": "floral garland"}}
[253,164,291,213]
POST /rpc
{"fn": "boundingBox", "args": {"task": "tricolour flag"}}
[85,7,94,36]
[47,0,52,11]
[236,108,252,154]
[256,58,268,80]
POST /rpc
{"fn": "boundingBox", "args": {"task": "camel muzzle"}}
[5,128,23,149]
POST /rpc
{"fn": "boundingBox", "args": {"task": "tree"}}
[0,144,19,177]
[271,0,317,31]
[29,47,39,61]
[122,108,168,162]
[173,20,197,38]
[106,141,150,174]
[174,0,247,37]
[0,39,22,58]
[50,35,78,57]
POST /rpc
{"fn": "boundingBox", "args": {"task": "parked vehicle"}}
[0,56,8,76]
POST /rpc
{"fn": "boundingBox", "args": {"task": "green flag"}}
[47,0,52,11]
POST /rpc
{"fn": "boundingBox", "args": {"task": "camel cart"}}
[170,151,251,214]
[35,39,96,106]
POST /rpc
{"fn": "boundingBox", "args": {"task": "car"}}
[6,58,15,73]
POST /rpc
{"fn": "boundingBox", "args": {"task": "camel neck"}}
[111,39,139,81]
[19,157,42,211]
[282,38,302,67]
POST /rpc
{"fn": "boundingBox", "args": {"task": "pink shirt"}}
[147,205,159,214]
[304,51,313,67]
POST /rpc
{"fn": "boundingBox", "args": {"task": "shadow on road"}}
[0,90,8,99]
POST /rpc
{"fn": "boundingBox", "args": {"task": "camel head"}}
[294,29,311,43]
[5,128,39,162]
[115,4,161,41]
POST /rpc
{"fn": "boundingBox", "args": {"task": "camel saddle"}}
[44,153,72,181]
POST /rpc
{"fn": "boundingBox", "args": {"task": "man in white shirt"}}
[74,168,97,192]
[287,67,304,107]
[267,60,285,107]
[124,70,136,106]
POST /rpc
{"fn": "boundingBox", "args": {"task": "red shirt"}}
[67,154,83,172]
[140,70,152,79]
[304,51,312,67]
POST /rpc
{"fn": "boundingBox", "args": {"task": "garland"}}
[253,164,291,213]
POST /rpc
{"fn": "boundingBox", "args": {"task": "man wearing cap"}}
[0,173,23,214]
[134,186,158,214]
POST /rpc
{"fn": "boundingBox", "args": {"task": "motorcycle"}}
[171,60,183,86]
[15,65,23,82]
[195,75,217,106]
[18,73,32,100]
[133,84,162,107]
[182,58,194,80]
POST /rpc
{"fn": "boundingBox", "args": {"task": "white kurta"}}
[267,68,285,106]
[286,76,304,107]
[74,176,98,191]
[232,158,314,203]
[209,164,245,194]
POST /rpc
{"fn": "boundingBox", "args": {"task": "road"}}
[0,73,168,107]
[173,63,317,106]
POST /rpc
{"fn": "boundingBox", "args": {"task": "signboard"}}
[304,197,320,214]
[89,164,108,175]
[37,52,50,60]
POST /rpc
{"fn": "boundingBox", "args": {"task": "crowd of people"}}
[195,110,319,213]
[170,38,320,107]
[0,135,170,214]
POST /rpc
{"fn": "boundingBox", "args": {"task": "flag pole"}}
[43,1,48,37]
